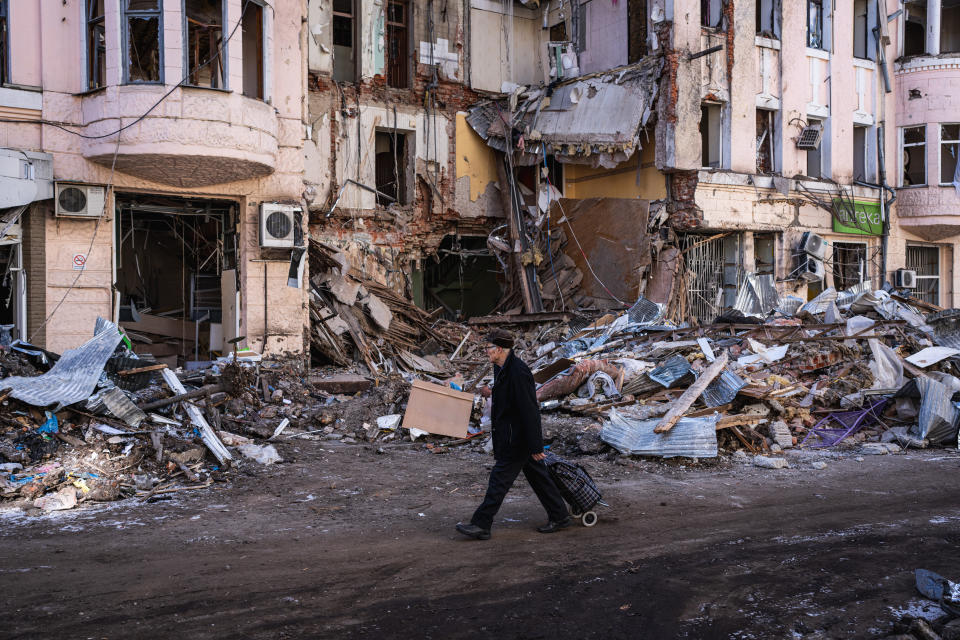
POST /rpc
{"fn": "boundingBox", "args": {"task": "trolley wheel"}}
[570,506,583,518]
[581,511,598,527]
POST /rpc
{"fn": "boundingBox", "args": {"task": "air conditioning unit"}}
[799,231,826,259]
[795,124,824,150]
[895,268,918,289]
[259,203,301,248]
[547,42,579,80]
[798,255,825,282]
[55,182,106,218]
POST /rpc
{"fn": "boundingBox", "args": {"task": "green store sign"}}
[832,199,883,236]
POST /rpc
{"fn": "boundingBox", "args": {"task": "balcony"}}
[895,186,960,241]
[80,86,277,188]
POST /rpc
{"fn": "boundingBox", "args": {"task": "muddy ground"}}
[2,438,959,640]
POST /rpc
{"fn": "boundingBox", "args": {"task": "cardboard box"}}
[402,380,474,438]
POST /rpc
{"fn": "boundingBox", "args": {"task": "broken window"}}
[701,0,722,29]
[902,125,926,186]
[701,103,723,169]
[903,1,927,56]
[385,0,409,88]
[853,0,874,60]
[332,0,356,83]
[806,117,823,179]
[756,109,778,174]
[906,245,941,305]
[941,124,960,185]
[832,242,867,291]
[375,130,407,206]
[628,0,647,62]
[123,0,162,83]
[853,125,868,182]
[185,0,225,88]
[86,0,106,89]
[756,0,780,39]
[241,0,264,99]
[549,22,568,42]
[944,0,960,53]
[807,0,824,49]
[754,233,776,276]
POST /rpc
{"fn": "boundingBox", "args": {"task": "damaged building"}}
[4,0,960,362]
[1,0,308,361]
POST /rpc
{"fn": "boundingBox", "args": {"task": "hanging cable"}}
[539,147,566,311]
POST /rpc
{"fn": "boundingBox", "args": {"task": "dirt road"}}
[2,443,959,639]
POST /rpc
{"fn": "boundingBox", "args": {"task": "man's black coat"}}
[490,350,544,460]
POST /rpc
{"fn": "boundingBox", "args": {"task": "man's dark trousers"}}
[471,454,569,530]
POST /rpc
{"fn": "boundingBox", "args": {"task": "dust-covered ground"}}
[2,439,959,640]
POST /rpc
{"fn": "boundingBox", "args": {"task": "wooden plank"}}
[117,363,168,376]
[160,369,232,465]
[654,351,729,433]
[715,414,767,430]
[468,311,575,325]
[401,380,474,438]
[121,313,198,340]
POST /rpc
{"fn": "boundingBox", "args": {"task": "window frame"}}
[852,0,874,60]
[831,241,868,291]
[756,108,779,174]
[939,123,960,186]
[901,125,927,187]
[0,0,8,86]
[332,0,358,83]
[241,0,266,100]
[806,117,823,179]
[86,0,107,90]
[755,0,781,40]
[701,102,724,169]
[906,244,941,306]
[807,0,825,50]
[385,0,410,88]
[701,0,723,29]
[122,0,165,85]
[182,0,228,90]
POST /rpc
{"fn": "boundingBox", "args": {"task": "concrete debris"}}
[753,456,789,469]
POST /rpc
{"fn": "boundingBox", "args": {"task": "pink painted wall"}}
[4,0,308,354]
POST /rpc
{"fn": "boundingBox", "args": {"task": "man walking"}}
[456,330,570,540]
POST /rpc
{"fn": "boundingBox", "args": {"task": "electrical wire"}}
[2,0,254,140]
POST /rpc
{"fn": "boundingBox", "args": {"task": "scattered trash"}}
[236,444,282,465]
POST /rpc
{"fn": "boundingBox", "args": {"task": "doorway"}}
[115,195,237,365]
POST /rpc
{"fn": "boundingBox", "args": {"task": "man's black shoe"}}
[456,523,491,540]
[537,517,572,533]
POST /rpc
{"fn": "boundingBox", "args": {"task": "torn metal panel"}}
[160,368,232,465]
[914,376,960,444]
[647,354,692,388]
[926,309,960,351]
[702,367,747,408]
[836,280,873,307]
[1,319,123,409]
[733,273,781,317]
[601,408,718,458]
[905,347,960,368]
[96,387,148,428]
[800,288,838,315]
[778,295,804,316]
[548,198,650,307]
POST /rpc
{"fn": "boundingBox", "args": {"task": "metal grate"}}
[796,125,823,150]
[906,245,940,305]
[682,234,742,324]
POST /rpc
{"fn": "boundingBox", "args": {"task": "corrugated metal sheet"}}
[647,354,692,388]
[628,295,664,325]
[733,273,781,318]
[702,368,747,407]
[778,296,804,316]
[836,280,872,307]
[98,387,147,428]
[801,288,838,314]
[601,408,718,458]
[927,309,960,351]
[1,319,123,408]
[915,376,960,444]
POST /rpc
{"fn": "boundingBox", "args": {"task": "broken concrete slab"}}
[753,456,789,469]
[363,293,393,331]
[860,442,902,455]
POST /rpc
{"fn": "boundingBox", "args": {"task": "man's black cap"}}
[485,329,514,349]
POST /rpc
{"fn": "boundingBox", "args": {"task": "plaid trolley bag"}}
[544,453,605,527]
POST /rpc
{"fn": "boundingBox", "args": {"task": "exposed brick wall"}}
[21,202,48,346]
[667,170,704,231]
